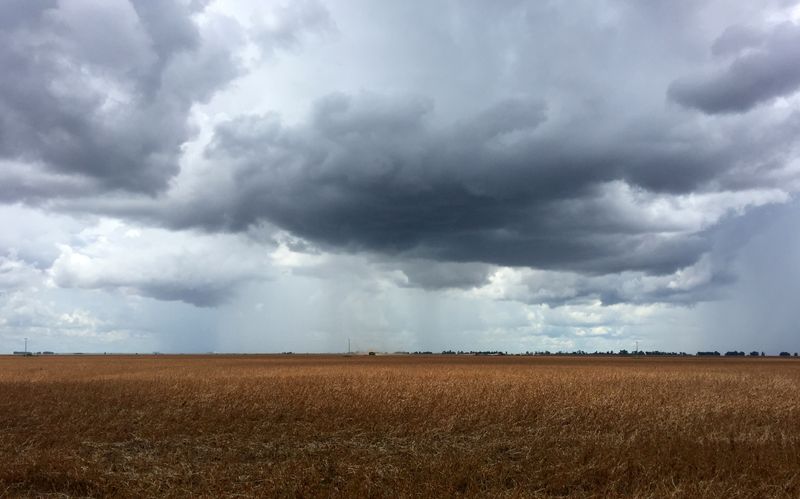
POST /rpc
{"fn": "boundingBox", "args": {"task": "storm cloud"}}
[181,89,791,278]
[0,0,332,199]
[1,0,800,352]
[0,0,242,195]
[669,21,800,114]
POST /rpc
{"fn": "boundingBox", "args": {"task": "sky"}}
[2,0,800,354]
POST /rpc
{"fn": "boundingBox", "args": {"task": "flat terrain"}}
[2,355,800,497]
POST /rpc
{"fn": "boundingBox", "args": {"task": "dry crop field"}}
[2,355,800,497]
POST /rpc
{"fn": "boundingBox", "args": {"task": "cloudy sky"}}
[2,0,800,354]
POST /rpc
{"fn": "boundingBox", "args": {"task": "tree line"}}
[405,350,800,357]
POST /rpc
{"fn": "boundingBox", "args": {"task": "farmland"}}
[2,355,800,497]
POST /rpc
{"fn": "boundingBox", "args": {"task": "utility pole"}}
[348,337,351,355]
[636,340,639,355]
[24,337,28,354]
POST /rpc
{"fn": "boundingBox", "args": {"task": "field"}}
[2,355,800,497]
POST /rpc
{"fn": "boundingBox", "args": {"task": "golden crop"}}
[1,355,799,497]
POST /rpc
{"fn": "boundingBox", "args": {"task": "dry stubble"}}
[1,355,799,497]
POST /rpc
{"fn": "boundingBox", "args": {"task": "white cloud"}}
[0,290,146,351]
[48,219,279,306]
[0,252,43,292]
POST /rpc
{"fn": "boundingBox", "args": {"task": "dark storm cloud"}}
[3,0,800,311]
[117,281,241,308]
[0,0,240,194]
[182,89,793,276]
[669,21,800,114]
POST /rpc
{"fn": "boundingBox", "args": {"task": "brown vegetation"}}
[2,354,800,497]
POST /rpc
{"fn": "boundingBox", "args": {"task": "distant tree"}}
[779,352,791,357]
[749,351,760,357]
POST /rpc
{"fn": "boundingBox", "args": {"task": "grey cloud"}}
[0,290,148,351]
[312,92,434,137]
[697,198,800,352]
[522,264,732,308]
[0,253,43,293]
[118,281,243,308]
[5,0,800,314]
[470,242,739,310]
[391,260,495,290]
[711,25,765,57]
[669,22,800,114]
[0,0,56,30]
[174,89,795,278]
[49,261,262,308]
[46,224,278,308]
[0,0,241,194]
[0,0,334,202]
[50,266,251,308]
[454,98,548,146]
[0,162,97,204]
[251,0,334,56]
